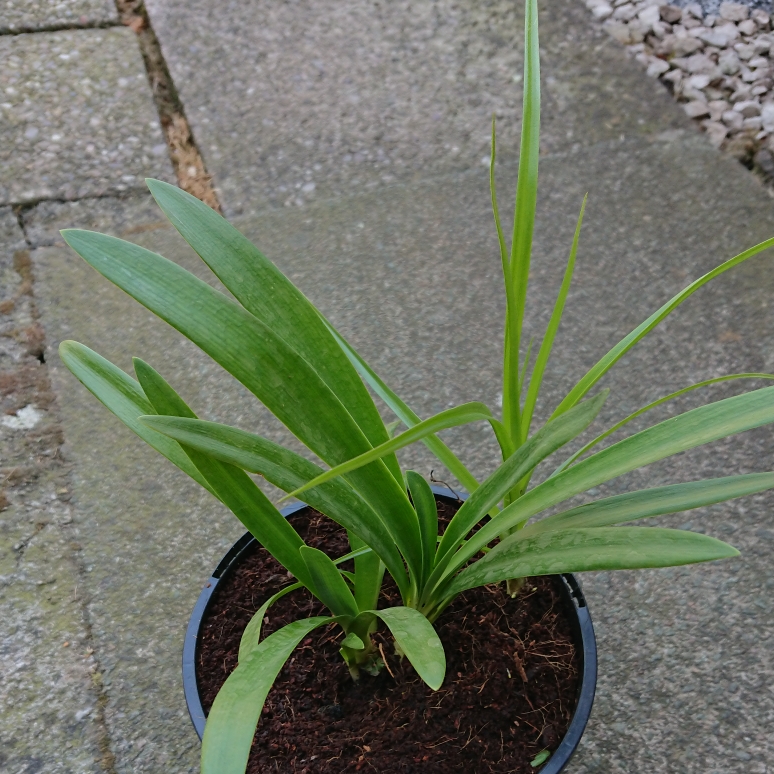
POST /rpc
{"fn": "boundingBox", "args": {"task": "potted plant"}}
[58,0,774,771]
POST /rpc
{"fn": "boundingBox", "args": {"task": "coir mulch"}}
[196,499,581,773]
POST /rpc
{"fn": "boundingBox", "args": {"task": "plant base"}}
[185,496,596,773]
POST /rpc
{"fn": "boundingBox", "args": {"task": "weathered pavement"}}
[2,1,774,773]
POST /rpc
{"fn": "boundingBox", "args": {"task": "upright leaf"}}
[407,472,439,586]
[430,391,608,587]
[521,196,586,439]
[300,546,359,619]
[551,236,774,419]
[145,179,402,484]
[202,617,333,774]
[60,229,423,585]
[503,0,541,443]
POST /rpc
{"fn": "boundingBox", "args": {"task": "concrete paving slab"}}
[0,28,173,207]
[0,0,117,34]
[144,0,686,217]
[28,124,774,772]
[0,207,107,774]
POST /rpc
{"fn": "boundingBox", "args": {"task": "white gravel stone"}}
[638,4,661,27]
[704,121,729,146]
[735,99,762,116]
[684,2,703,19]
[719,2,749,22]
[592,3,614,19]
[647,58,671,76]
[743,115,764,130]
[735,42,756,60]
[613,3,639,20]
[761,102,774,131]
[659,4,682,23]
[684,99,711,117]
[719,49,742,74]
[687,73,712,89]
[723,109,745,128]
[708,98,731,119]
[753,37,772,54]
[738,19,757,36]
[752,10,771,30]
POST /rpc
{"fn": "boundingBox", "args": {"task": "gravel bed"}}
[586,0,774,176]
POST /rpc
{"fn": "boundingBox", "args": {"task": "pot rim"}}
[182,485,597,773]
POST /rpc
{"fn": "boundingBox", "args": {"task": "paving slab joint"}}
[114,0,222,212]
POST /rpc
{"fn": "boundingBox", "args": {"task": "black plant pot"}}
[182,487,597,773]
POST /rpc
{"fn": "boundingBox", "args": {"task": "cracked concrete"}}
[0,0,118,34]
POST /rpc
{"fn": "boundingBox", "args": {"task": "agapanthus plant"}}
[59,1,774,771]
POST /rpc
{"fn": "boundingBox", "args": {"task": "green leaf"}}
[521,195,586,440]
[407,472,439,587]
[202,617,332,774]
[60,228,423,588]
[552,372,774,476]
[372,607,446,690]
[523,472,774,536]
[283,402,501,501]
[340,632,365,650]
[445,527,739,596]
[327,324,482,494]
[531,750,551,767]
[448,385,774,577]
[551,236,774,419]
[144,179,402,484]
[428,391,608,591]
[300,546,360,618]
[347,531,384,612]
[133,360,315,590]
[58,342,217,498]
[138,415,410,599]
[238,582,302,663]
[503,0,540,443]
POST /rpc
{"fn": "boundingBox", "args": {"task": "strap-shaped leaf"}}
[284,402,502,501]
[139,415,410,599]
[347,531,384,612]
[327,324,481,494]
[551,236,774,419]
[60,228,423,584]
[373,607,446,690]
[521,195,586,440]
[58,341,216,498]
[300,546,359,618]
[445,384,774,581]
[407,472,439,587]
[553,372,774,476]
[524,472,774,536]
[133,359,315,590]
[503,0,540,444]
[202,617,333,774]
[238,583,302,663]
[445,527,738,596]
[145,179,402,485]
[429,391,608,589]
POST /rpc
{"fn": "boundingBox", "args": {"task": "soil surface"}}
[196,500,581,773]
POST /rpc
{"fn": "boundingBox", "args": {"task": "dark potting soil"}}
[196,500,581,773]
